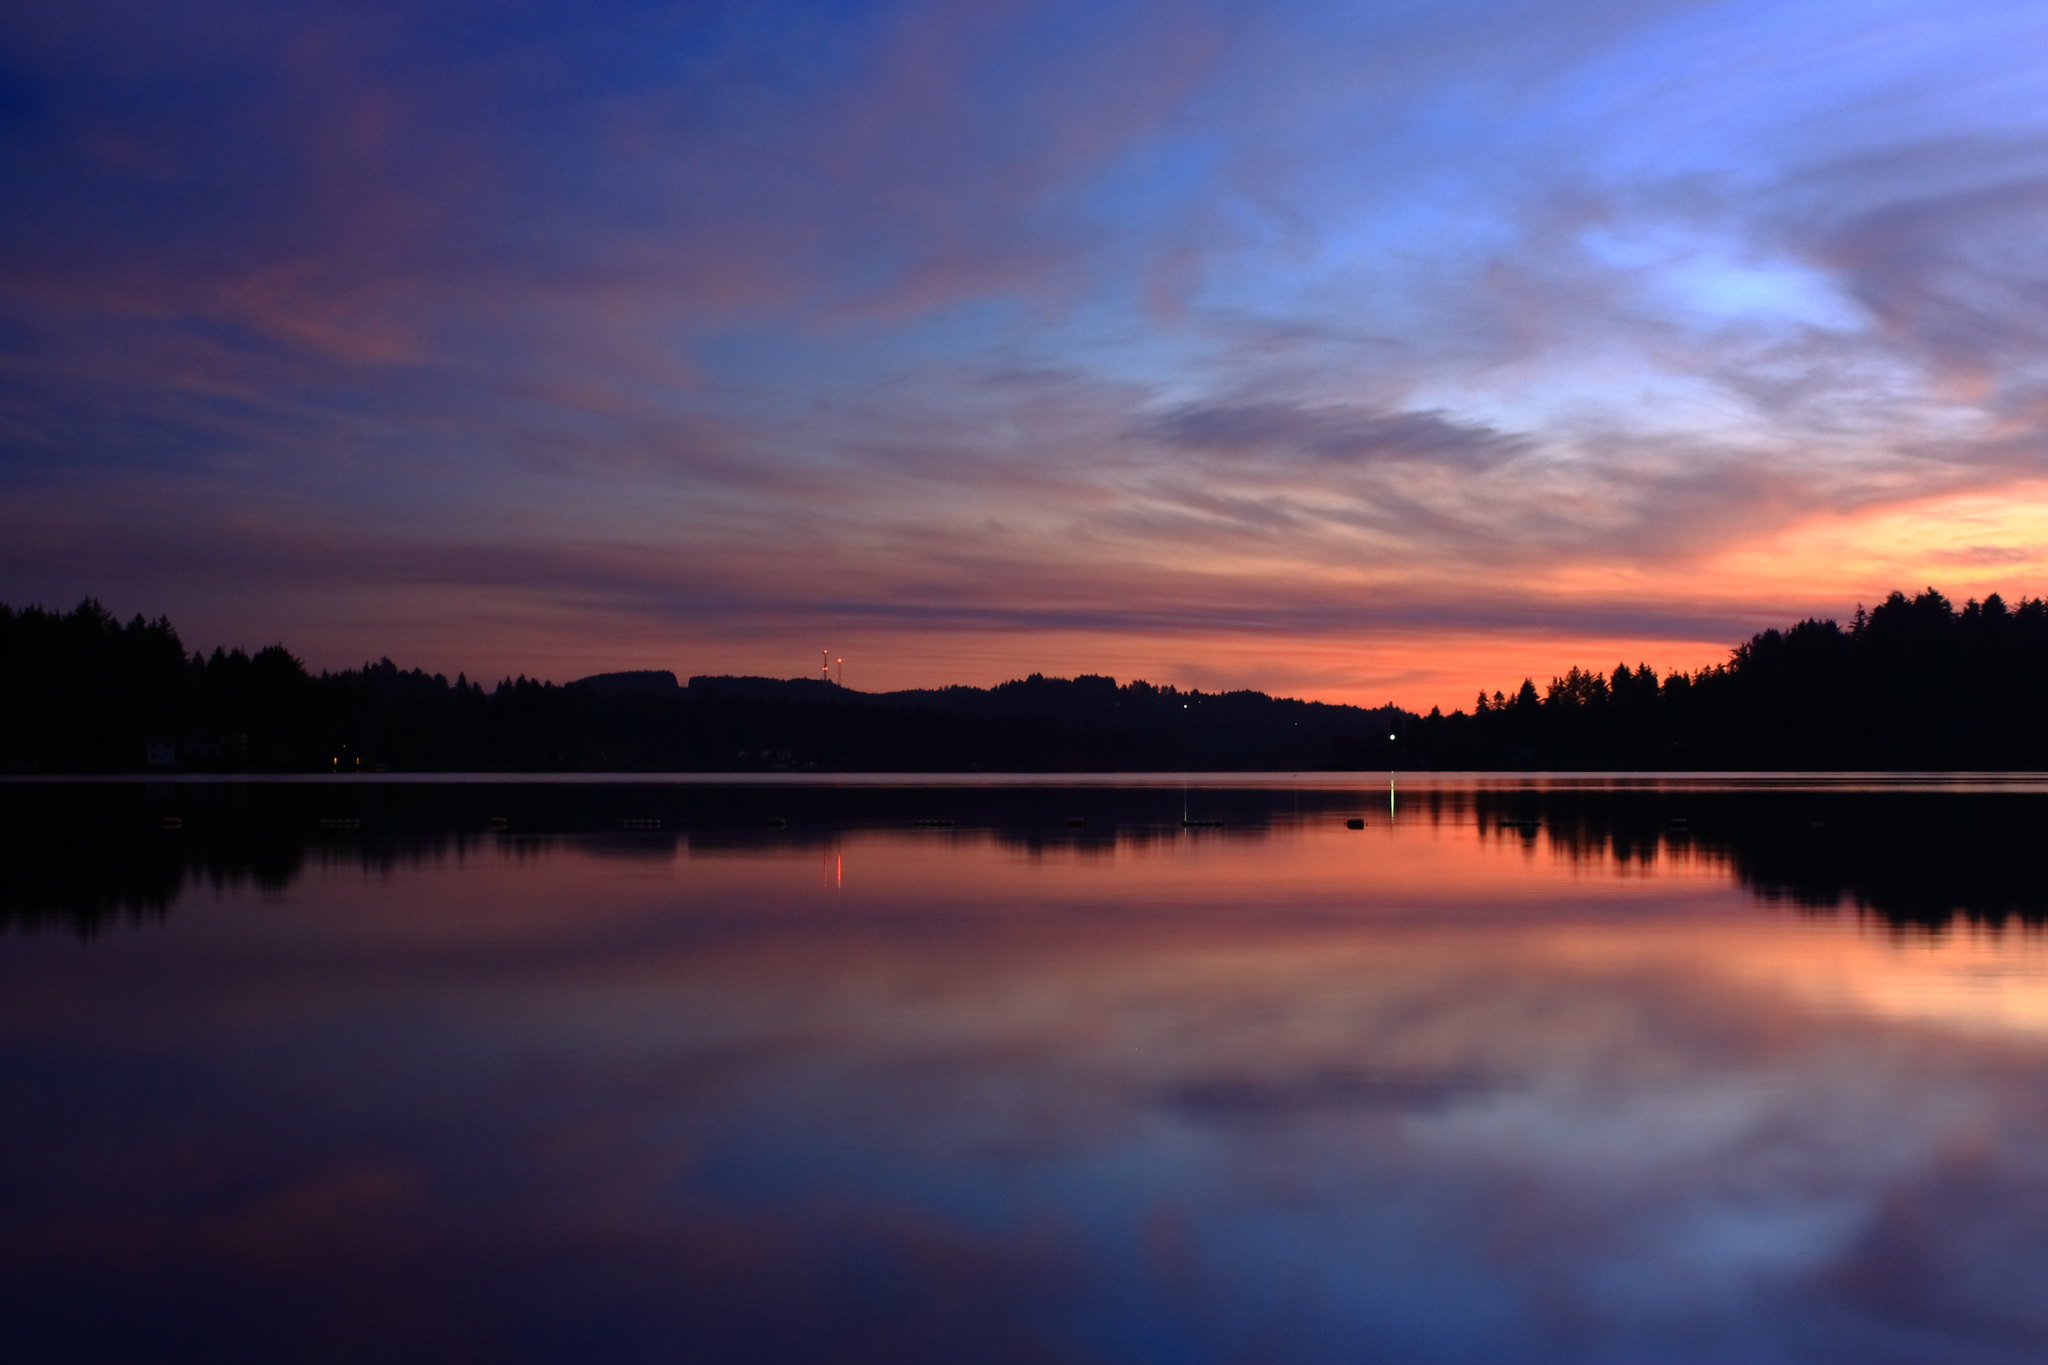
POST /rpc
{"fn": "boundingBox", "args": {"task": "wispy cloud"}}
[9,0,2048,705]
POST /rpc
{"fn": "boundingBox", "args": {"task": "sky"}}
[6,0,2048,708]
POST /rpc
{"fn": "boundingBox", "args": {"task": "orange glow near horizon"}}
[110,478,2048,716]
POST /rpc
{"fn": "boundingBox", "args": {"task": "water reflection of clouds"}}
[7,808,2048,1359]
[636,919,2048,1361]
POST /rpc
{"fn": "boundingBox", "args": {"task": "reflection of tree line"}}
[5,783,2043,936]
[1462,789,2048,932]
[0,833,286,937]
[0,782,1303,936]
[0,818,474,938]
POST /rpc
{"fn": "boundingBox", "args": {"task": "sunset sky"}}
[6,0,2048,708]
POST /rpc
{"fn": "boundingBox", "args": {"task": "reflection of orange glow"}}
[727,828,2048,1044]
[1718,926,2048,1038]
[229,818,2048,1047]
[13,807,2048,1357]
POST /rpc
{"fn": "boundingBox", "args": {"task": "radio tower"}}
[821,649,830,683]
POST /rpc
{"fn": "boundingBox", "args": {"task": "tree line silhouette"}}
[1374,587,2048,769]
[0,598,1397,772]
[3,587,2041,772]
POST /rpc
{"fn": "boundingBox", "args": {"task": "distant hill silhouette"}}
[3,587,2043,771]
[0,599,1398,772]
[571,669,681,698]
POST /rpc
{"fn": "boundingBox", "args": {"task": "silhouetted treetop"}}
[8,588,2048,772]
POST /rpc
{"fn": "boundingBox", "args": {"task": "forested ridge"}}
[0,598,1395,772]
[1,588,2039,772]
[1396,587,2046,769]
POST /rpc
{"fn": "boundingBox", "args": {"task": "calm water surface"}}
[5,777,2048,1363]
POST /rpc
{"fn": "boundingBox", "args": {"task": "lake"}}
[5,775,2048,1363]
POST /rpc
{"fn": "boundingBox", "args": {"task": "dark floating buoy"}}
[488,816,509,830]
[161,816,183,831]
[1182,818,1223,828]
[622,818,662,829]
[1065,817,1086,828]
[1345,817,1365,830]
[910,818,954,827]
[766,816,788,828]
